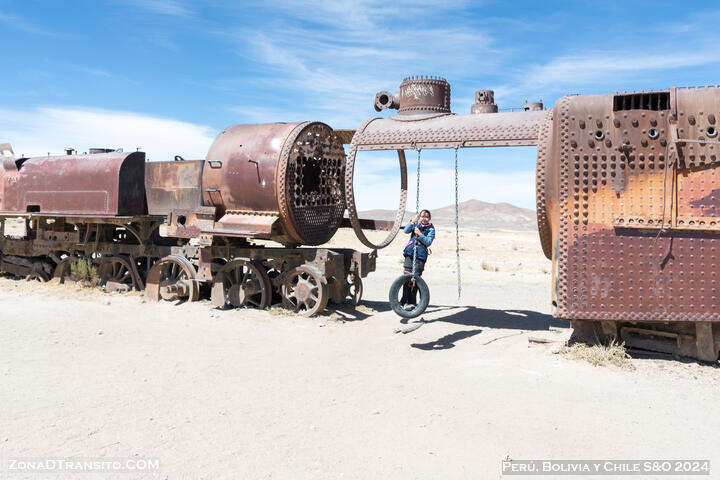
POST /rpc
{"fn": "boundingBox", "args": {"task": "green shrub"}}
[70,258,98,285]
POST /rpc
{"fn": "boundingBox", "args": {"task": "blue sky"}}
[2,1,719,210]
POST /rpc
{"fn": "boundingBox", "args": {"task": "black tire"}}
[388,274,429,319]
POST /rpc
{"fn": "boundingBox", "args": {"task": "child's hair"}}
[420,209,432,219]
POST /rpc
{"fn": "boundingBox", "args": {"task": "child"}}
[400,209,435,308]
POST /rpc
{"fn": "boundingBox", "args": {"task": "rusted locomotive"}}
[342,76,720,362]
[0,121,374,316]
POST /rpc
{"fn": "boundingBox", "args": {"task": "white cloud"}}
[497,47,720,103]
[0,11,69,36]
[0,107,215,162]
[219,0,496,126]
[123,0,192,17]
[528,52,719,87]
[227,105,319,124]
[77,67,113,78]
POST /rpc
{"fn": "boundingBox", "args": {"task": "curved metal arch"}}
[344,119,409,249]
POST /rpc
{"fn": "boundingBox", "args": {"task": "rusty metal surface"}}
[145,254,199,302]
[471,90,498,114]
[333,129,356,145]
[345,77,546,251]
[214,211,278,236]
[202,122,345,246]
[547,87,720,323]
[345,77,544,250]
[339,217,395,231]
[535,109,555,260]
[352,110,545,151]
[203,122,296,215]
[374,91,398,112]
[276,122,346,245]
[397,76,450,115]
[345,129,408,250]
[0,121,383,319]
[0,151,146,216]
[145,160,206,216]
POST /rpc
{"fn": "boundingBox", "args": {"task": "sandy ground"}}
[1,228,719,479]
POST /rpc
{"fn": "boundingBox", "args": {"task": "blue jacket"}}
[402,221,435,261]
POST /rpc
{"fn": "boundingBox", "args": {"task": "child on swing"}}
[400,209,435,309]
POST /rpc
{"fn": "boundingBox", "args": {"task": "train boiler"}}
[148,121,346,246]
[536,88,720,362]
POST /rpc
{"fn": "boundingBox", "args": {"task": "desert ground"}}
[1,228,719,479]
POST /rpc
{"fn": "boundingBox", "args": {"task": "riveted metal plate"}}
[536,109,554,259]
[555,89,720,322]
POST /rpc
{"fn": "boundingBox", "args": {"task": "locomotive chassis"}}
[0,213,374,316]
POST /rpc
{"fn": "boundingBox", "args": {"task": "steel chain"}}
[454,146,461,300]
[412,148,421,277]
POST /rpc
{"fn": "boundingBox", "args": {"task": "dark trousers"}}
[401,255,425,305]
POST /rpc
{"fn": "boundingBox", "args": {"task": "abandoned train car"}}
[0,121,373,317]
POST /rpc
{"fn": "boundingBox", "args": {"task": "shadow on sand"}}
[333,299,569,350]
[404,306,568,350]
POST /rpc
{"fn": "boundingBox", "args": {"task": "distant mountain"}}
[357,199,537,231]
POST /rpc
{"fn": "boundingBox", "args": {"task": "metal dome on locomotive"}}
[201,121,346,246]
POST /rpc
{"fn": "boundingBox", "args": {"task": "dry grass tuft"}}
[561,341,635,370]
[355,303,375,314]
[70,259,99,286]
[268,306,292,316]
[315,308,345,323]
[326,312,344,322]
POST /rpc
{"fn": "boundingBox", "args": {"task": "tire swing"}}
[388,146,464,318]
[389,148,430,318]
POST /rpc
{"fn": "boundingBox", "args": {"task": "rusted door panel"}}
[674,88,720,230]
[145,160,205,215]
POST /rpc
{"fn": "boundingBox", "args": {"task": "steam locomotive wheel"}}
[281,265,329,317]
[25,271,50,282]
[348,273,363,306]
[51,256,76,284]
[25,261,52,282]
[265,267,284,306]
[145,255,199,302]
[211,259,271,309]
[99,256,139,292]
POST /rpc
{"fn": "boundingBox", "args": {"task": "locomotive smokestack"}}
[374,76,451,116]
[471,90,498,114]
[523,100,544,111]
[398,76,451,115]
